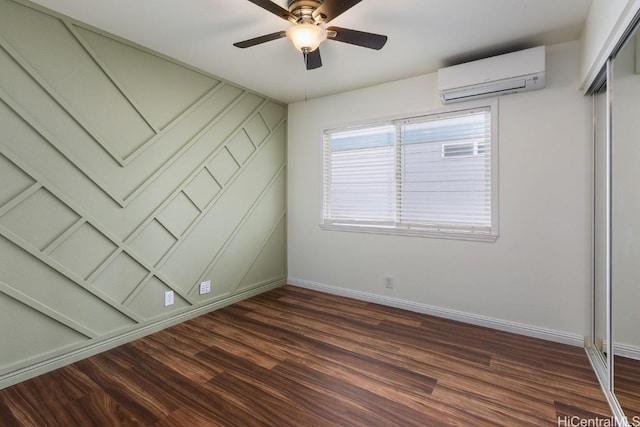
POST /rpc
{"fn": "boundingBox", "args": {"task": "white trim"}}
[614,342,640,360]
[288,278,583,347]
[319,223,498,243]
[0,279,285,390]
[581,0,640,93]
[598,340,640,360]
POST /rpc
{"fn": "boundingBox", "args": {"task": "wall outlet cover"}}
[200,280,211,295]
[164,290,174,306]
[385,275,394,289]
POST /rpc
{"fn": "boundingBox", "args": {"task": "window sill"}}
[319,223,498,243]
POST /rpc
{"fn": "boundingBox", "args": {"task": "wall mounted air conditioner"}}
[438,46,546,104]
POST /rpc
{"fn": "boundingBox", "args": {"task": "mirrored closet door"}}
[611,28,640,421]
[590,16,640,424]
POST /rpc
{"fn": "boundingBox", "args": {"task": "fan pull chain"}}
[303,50,308,102]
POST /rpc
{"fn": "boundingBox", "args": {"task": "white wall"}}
[580,0,640,90]
[287,41,592,340]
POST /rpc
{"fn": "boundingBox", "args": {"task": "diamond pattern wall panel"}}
[0,0,286,387]
[0,154,34,207]
[0,188,80,251]
[49,223,118,280]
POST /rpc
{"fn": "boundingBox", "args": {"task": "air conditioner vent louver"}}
[438,46,546,104]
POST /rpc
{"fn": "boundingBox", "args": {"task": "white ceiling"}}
[29,0,594,104]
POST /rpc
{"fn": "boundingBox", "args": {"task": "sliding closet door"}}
[611,29,640,419]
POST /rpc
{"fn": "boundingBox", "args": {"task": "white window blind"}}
[322,105,496,240]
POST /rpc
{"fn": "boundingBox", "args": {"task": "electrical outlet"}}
[385,275,394,289]
[164,290,174,306]
[199,280,211,295]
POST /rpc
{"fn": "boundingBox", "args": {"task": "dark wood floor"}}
[0,285,614,426]
[616,355,640,419]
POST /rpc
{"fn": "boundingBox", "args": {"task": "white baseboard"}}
[288,277,584,347]
[617,344,640,361]
[611,342,640,361]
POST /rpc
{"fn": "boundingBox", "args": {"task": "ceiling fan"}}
[234,0,388,70]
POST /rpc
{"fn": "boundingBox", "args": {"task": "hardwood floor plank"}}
[126,357,230,426]
[74,356,173,424]
[198,347,362,426]
[616,355,640,418]
[128,339,220,384]
[206,317,305,362]
[279,352,441,420]
[431,384,556,426]
[205,372,329,427]
[271,358,432,426]
[210,304,437,392]
[0,364,100,426]
[146,327,210,356]
[0,399,21,427]
[152,407,225,427]
[61,389,145,427]
[202,329,282,370]
[274,296,383,326]
[376,319,493,366]
[0,285,615,426]
[490,356,612,410]
[0,388,53,427]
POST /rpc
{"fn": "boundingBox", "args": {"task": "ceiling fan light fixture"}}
[286,23,326,52]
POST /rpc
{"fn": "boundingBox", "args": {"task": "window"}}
[322,104,498,241]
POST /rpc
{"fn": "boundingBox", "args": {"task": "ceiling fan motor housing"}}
[287,0,326,23]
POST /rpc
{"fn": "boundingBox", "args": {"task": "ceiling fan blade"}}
[314,0,362,23]
[326,26,388,50]
[246,0,296,22]
[305,48,322,70]
[233,31,287,48]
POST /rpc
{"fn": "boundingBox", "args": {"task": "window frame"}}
[320,100,499,242]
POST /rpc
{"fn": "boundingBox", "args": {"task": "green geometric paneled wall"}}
[0,0,286,387]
